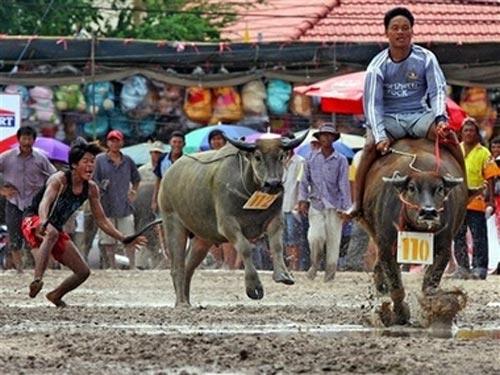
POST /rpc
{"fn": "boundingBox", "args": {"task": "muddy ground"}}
[0,269,498,374]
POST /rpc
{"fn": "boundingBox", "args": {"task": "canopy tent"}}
[0,37,498,87]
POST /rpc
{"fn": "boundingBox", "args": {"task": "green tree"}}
[0,0,101,36]
[0,0,256,41]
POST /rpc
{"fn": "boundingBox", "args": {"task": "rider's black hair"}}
[384,7,415,30]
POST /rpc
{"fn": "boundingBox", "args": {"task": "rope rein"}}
[390,136,448,230]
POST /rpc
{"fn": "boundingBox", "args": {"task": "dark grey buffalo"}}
[158,134,306,307]
[360,138,467,326]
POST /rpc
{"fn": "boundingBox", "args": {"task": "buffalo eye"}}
[407,183,417,194]
[279,152,287,162]
[435,185,445,196]
[254,153,263,162]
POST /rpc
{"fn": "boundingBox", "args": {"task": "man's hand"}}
[436,121,450,138]
[376,140,391,155]
[128,189,137,203]
[0,185,18,199]
[151,200,158,213]
[124,235,147,250]
[298,201,309,216]
[34,221,47,241]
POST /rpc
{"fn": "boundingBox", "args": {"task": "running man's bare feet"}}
[29,279,44,298]
[46,291,67,308]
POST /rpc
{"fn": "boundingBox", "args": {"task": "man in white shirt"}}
[282,134,308,271]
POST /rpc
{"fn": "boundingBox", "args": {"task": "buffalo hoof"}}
[378,301,396,327]
[174,301,191,309]
[393,302,411,325]
[246,285,264,300]
[273,272,295,285]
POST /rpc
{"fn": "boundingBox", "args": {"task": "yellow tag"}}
[397,231,434,265]
[243,191,279,210]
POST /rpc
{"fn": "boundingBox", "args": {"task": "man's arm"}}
[88,181,126,242]
[298,160,311,215]
[425,51,448,123]
[38,173,65,226]
[364,67,387,144]
[338,157,352,210]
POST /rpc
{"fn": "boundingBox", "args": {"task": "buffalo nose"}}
[419,207,438,220]
[263,179,281,192]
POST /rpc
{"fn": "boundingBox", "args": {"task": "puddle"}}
[2,321,499,341]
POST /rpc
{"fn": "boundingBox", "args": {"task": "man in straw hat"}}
[298,123,351,282]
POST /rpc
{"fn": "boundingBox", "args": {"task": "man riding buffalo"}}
[343,7,465,219]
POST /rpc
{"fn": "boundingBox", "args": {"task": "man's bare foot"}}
[29,279,43,298]
[46,291,67,308]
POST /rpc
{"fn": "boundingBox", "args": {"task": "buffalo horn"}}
[225,135,257,152]
[282,131,308,151]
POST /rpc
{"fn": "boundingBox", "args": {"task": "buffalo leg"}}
[267,215,294,285]
[184,237,211,302]
[164,213,189,307]
[218,218,263,300]
[373,260,388,294]
[378,243,410,325]
[422,240,452,294]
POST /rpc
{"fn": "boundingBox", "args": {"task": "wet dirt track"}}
[0,270,499,374]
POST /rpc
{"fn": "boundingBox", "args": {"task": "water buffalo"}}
[360,138,467,326]
[158,133,306,307]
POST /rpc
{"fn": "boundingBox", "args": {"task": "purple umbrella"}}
[11,137,69,163]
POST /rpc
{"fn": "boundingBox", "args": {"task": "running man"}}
[23,139,146,307]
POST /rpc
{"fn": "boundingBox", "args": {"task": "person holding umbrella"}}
[344,7,464,218]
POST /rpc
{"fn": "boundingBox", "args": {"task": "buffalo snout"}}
[418,206,439,221]
[262,179,282,194]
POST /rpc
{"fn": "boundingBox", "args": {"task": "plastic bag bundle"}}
[108,109,133,138]
[210,86,243,124]
[83,115,109,138]
[241,80,267,115]
[85,82,115,115]
[29,86,60,124]
[4,85,32,119]
[120,75,157,120]
[266,80,292,115]
[183,86,212,124]
[290,86,312,117]
[55,84,86,112]
[153,81,183,116]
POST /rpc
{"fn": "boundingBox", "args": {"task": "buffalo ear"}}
[382,171,409,193]
[443,174,463,193]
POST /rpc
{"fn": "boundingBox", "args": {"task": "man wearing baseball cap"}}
[93,130,141,269]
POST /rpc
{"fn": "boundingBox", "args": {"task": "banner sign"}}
[0,94,21,139]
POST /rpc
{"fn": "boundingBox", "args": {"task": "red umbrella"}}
[295,71,466,131]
